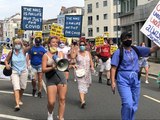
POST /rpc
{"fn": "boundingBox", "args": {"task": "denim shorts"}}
[31,64,42,73]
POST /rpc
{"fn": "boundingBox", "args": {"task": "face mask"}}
[50,47,57,54]
[15,45,21,50]
[73,42,77,45]
[80,46,85,51]
[35,42,41,46]
[122,40,132,47]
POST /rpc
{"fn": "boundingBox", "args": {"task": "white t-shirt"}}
[57,46,71,59]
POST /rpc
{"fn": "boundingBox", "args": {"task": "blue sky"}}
[0,0,84,20]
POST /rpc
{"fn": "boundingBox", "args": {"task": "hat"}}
[3,67,12,76]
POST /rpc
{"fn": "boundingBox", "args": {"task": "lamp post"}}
[116,0,119,44]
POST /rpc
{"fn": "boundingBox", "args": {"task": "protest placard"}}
[64,15,83,37]
[95,36,104,46]
[140,1,160,47]
[21,6,43,30]
[35,31,42,38]
[0,49,11,62]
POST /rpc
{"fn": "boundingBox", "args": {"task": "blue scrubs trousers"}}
[117,71,140,120]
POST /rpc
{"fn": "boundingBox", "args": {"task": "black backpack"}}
[115,46,141,79]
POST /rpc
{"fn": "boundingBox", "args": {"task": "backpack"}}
[115,46,141,79]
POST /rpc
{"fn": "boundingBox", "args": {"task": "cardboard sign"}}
[21,6,43,30]
[35,32,42,38]
[95,36,104,46]
[110,44,118,55]
[140,1,160,46]
[50,24,63,37]
[0,49,11,62]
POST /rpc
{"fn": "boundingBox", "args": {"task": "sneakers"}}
[37,92,42,98]
[32,89,37,97]
[107,79,111,86]
[19,101,23,106]
[14,105,20,111]
[81,101,86,109]
[47,112,53,120]
[145,80,149,84]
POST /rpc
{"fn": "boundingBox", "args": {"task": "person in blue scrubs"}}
[110,32,159,120]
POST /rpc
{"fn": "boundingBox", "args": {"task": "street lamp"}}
[116,0,119,44]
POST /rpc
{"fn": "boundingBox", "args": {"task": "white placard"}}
[140,1,160,46]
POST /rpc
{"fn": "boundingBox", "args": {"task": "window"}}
[96,2,99,8]
[104,26,108,32]
[96,27,99,33]
[104,14,108,19]
[114,13,120,19]
[96,15,99,20]
[44,25,47,30]
[87,4,92,13]
[88,28,93,37]
[103,1,107,7]
[114,26,120,31]
[88,16,92,25]
[114,0,120,5]
[48,24,51,30]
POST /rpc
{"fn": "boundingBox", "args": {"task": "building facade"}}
[0,20,3,40]
[3,13,21,42]
[120,0,160,57]
[84,0,121,42]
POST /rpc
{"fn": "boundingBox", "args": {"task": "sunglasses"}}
[80,44,85,46]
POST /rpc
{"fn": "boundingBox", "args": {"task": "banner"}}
[140,1,160,47]
[95,36,104,46]
[0,65,10,79]
[21,6,43,30]
[0,49,11,62]
[64,15,83,37]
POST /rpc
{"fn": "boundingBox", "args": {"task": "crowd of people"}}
[3,31,159,120]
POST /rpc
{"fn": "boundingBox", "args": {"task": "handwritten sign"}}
[64,15,83,37]
[140,1,160,46]
[21,6,43,30]
[110,44,118,55]
[0,49,11,62]
[95,36,104,46]
[35,31,42,38]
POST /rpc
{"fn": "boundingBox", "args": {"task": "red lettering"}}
[156,4,160,11]
[150,17,160,28]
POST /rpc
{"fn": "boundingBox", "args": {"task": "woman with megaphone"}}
[42,36,67,120]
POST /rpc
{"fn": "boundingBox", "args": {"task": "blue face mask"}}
[80,46,85,51]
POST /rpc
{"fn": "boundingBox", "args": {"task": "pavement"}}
[142,62,160,78]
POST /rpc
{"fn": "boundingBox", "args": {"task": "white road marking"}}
[0,114,32,120]
[0,90,32,97]
[141,74,157,80]
[143,95,160,103]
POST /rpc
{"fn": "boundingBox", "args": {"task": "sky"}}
[0,0,84,20]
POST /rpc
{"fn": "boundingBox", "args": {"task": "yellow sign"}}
[95,36,104,46]
[110,45,118,55]
[18,29,24,36]
[104,32,109,37]
[50,24,63,37]
[59,34,66,43]
[35,32,42,38]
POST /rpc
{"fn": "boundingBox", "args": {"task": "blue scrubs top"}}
[111,46,150,72]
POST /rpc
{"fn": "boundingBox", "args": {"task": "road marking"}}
[0,90,32,97]
[143,95,160,103]
[141,74,157,80]
[0,114,32,120]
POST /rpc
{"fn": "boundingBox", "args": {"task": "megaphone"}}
[53,55,69,71]
[56,59,69,71]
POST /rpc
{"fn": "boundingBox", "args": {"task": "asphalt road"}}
[0,70,160,120]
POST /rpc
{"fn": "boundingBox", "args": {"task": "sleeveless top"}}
[45,53,65,80]
[12,49,26,74]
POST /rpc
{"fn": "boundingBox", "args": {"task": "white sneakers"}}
[145,80,149,84]
[47,112,53,120]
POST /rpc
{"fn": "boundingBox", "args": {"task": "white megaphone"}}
[53,55,69,71]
